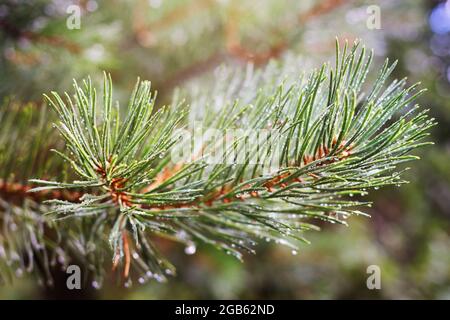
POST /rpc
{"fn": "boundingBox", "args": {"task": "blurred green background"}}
[0,0,449,299]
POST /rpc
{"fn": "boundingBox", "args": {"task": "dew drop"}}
[165,268,174,275]
[154,274,164,282]
[15,268,23,277]
[184,243,196,255]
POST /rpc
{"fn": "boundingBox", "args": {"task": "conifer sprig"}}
[2,40,433,286]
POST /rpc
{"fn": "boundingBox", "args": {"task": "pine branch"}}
[1,40,434,286]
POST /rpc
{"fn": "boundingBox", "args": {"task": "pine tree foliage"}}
[0,41,435,286]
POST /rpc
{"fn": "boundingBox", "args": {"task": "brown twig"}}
[0,180,82,205]
[132,0,215,47]
[122,230,131,279]
[0,20,81,55]
[139,136,354,210]
[160,51,226,92]
[299,0,347,22]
